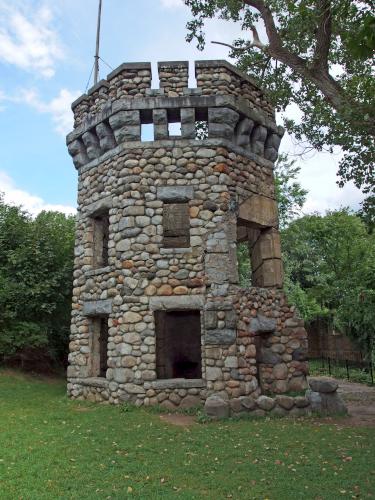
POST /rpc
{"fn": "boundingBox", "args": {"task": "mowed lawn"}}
[0,371,374,500]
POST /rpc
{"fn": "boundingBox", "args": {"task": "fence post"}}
[328,357,331,376]
[345,359,349,380]
[370,360,374,386]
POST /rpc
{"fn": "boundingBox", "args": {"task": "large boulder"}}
[309,377,338,393]
[204,395,230,419]
[256,395,275,411]
[320,393,347,415]
[306,389,347,415]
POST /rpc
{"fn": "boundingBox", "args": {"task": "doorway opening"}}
[155,310,202,379]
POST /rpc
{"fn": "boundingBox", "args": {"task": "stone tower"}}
[66,60,309,416]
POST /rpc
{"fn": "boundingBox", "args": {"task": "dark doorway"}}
[155,310,202,379]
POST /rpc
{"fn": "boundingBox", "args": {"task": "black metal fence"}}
[309,352,374,386]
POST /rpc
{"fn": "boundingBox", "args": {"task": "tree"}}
[0,194,75,367]
[282,209,375,356]
[358,195,375,234]
[274,154,308,227]
[185,0,375,193]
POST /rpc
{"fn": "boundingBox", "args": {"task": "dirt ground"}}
[333,378,375,427]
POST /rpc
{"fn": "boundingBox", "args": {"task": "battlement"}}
[71,60,274,125]
[67,60,283,171]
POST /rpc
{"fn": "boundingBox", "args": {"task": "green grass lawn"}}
[0,371,374,499]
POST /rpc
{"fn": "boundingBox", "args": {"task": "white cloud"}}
[18,88,80,136]
[160,0,185,8]
[0,171,76,216]
[279,132,365,214]
[0,1,64,77]
[1,87,79,136]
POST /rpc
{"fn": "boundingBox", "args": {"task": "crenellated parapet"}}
[195,60,274,117]
[67,60,283,171]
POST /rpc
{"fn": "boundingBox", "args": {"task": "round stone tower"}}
[66,60,309,415]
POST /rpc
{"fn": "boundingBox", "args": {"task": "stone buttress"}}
[66,60,310,416]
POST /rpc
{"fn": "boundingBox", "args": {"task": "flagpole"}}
[94,0,102,85]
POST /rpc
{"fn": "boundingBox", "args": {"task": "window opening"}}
[141,123,154,141]
[90,317,109,378]
[195,108,208,140]
[168,122,181,136]
[155,310,202,379]
[195,120,208,140]
[162,202,190,248]
[93,213,109,268]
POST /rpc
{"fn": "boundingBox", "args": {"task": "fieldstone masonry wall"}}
[67,59,313,416]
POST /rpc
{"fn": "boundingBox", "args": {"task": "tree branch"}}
[312,0,332,71]
[241,0,348,112]
[211,25,266,52]
[242,0,308,71]
[211,41,248,52]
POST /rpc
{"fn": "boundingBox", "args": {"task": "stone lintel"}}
[159,248,193,256]
[205,328,236,345]
[238,195,278,228]
[149,295,204,311]
[84,266,111,277]
[72,377,109,388]
[107,62,152,80]
[83,299,112,316]
[152,378,204,390]
[83,195,113,216]
[157,185,194,202]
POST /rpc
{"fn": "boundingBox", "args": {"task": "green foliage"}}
[237,241,252,286]
[274,154,308,228]
[283,272,327,323]
[282,209,375,356]
[358,195,375,234]
[1,371,375,498]
[184,0,375,193]
[0,194,75,363]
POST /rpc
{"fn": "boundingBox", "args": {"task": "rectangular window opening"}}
[162,202,190,248]
[155,310,202,379]
[168,122,181,136]
[195,120,208,140]
[237,223,255,287]
[93,213,109,268]
[141,123,155,141]
[90,317,109,378]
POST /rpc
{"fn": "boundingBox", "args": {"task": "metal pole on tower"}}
[94,0,103,85]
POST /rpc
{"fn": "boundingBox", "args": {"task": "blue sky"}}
[0,0,364,215]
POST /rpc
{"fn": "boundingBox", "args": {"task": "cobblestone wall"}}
[66,59,309,413]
